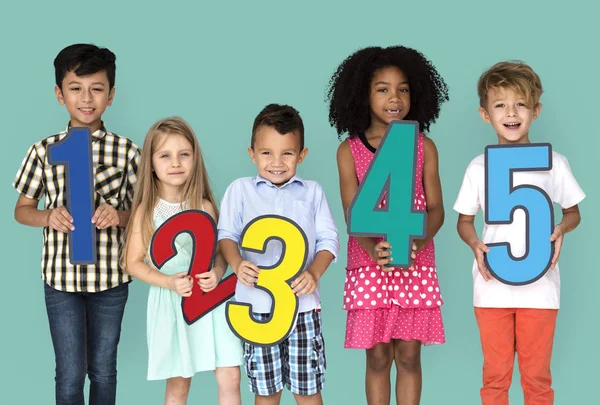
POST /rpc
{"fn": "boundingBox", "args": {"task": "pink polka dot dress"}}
[343,133,446,349]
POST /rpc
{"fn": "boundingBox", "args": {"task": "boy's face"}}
[479,87,541,144]
[55,70,114,132]
[248,125,307,187]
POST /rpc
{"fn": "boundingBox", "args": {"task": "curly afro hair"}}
[326,46,449,139]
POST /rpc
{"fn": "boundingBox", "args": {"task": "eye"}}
[284,152,293,156]
[377,88,388,93]
[181,152,190,157]
[399,88,409,93]
[70,87,80,91]
[261,151,271,155]
[160,154,169,158]
[517,102,527,107]
[494,103,505,108]
[92,88,104,92]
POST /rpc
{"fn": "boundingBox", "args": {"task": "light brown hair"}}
[122,117,218,264]
[477,61,543,108]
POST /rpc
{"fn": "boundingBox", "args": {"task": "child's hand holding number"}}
[549,224,565,270]
[195,267,223,293]
[167,272,194,297]
[236,260,260,287]
[47,206,74,232]
[92,203,119,229]
[370,241,393,271]
[410,239,427,270]
[471,240,493,281]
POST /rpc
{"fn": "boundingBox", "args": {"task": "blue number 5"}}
[484,144,554,285]
[48,127,97,265]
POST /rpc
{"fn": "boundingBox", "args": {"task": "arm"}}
[414,137,445,251]
[457,213,492,281]
[549,204,581,269]
[15,194,74,232]
[125,210,193,296]
[336,141,391,267]
[196,200,229,292]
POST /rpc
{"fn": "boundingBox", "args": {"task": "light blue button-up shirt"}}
[218,175,339,313]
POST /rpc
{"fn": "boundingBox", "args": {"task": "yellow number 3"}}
[226,215,308,346]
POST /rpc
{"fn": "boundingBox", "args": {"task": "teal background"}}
[1,0,597,403]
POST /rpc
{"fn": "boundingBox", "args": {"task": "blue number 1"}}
[484,143,554,285]
[48,127,97,265]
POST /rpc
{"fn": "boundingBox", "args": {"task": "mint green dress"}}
[146,199,242,380]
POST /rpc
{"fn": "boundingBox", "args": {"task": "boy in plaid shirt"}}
[13,43,140,405]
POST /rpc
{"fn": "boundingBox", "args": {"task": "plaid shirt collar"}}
[66,121,107,141]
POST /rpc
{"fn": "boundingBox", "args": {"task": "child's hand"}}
[195,267,222,293]
[92,204,119,229]
[236,260,260,287]
[550,224,565,270]
[47,206,74,232]
[409,239,427,270]
[291,271,317,296]
[471,240,493,281]
[167,272,194,297]
[370,241,393,271]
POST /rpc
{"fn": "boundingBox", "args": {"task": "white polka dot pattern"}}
[343,134,446,347]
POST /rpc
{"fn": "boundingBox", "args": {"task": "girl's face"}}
[368,66,411,131]
[151,133,195,197]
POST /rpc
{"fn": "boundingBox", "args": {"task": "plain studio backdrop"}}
[0,1,597,403]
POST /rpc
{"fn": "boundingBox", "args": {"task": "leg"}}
[244,314,284,403]
[293,392,323,405]
[214,366,242,405]
[85,283,129,405]
[393,339,422,405]
[43,282,87,405]
[365,342,394,405]
[255,391,283,405]
[515,308,558,405]
[165,377,192,405]
[474,307,516,405]
[287,311,326,404]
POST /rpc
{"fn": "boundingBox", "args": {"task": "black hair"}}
[326,46,449,139]
[251,104,305,150]
[54,44,116,89]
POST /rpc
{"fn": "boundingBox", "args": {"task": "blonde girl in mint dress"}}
[124,117,242,405]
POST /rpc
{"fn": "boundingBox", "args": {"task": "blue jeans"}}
[44,282,129,405]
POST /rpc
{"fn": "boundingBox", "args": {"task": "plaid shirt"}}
[13,124,141,293]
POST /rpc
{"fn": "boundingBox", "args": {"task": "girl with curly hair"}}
[326,45,450,405]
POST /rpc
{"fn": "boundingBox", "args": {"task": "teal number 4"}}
[348,121,427,268]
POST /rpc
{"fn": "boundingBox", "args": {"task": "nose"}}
[81,88,92,103]
[506,105,517,117]
[171,156,181,167]
[272,155,283,166]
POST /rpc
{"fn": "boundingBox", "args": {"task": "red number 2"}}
[149,210,236,324]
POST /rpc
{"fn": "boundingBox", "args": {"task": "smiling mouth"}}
[504,122,521,129]
[386,109,402,115]
[268,170,286,175]
[79,107,95,115]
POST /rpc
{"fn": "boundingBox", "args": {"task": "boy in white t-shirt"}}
[454,61,585,405]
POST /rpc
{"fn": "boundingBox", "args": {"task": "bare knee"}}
[394,341,422,373]
[366,343,394,374]
[165,377,191,404]
[215,366,241,392]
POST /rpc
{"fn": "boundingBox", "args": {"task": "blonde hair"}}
[122,117,218,264]
[477,61,543,108]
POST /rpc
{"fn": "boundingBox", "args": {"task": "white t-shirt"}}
[453,151,585,309]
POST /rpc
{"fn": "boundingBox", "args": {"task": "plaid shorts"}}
[243,309,326,396]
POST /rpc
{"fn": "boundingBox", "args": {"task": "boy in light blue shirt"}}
[218,104,339,405]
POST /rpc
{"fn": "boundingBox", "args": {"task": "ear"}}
[107,87,115,106]
[298,147,308,163]
[478,107,491,123]
[248,146,257,163]
[54,85,65,105]
[532,103,542,120]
